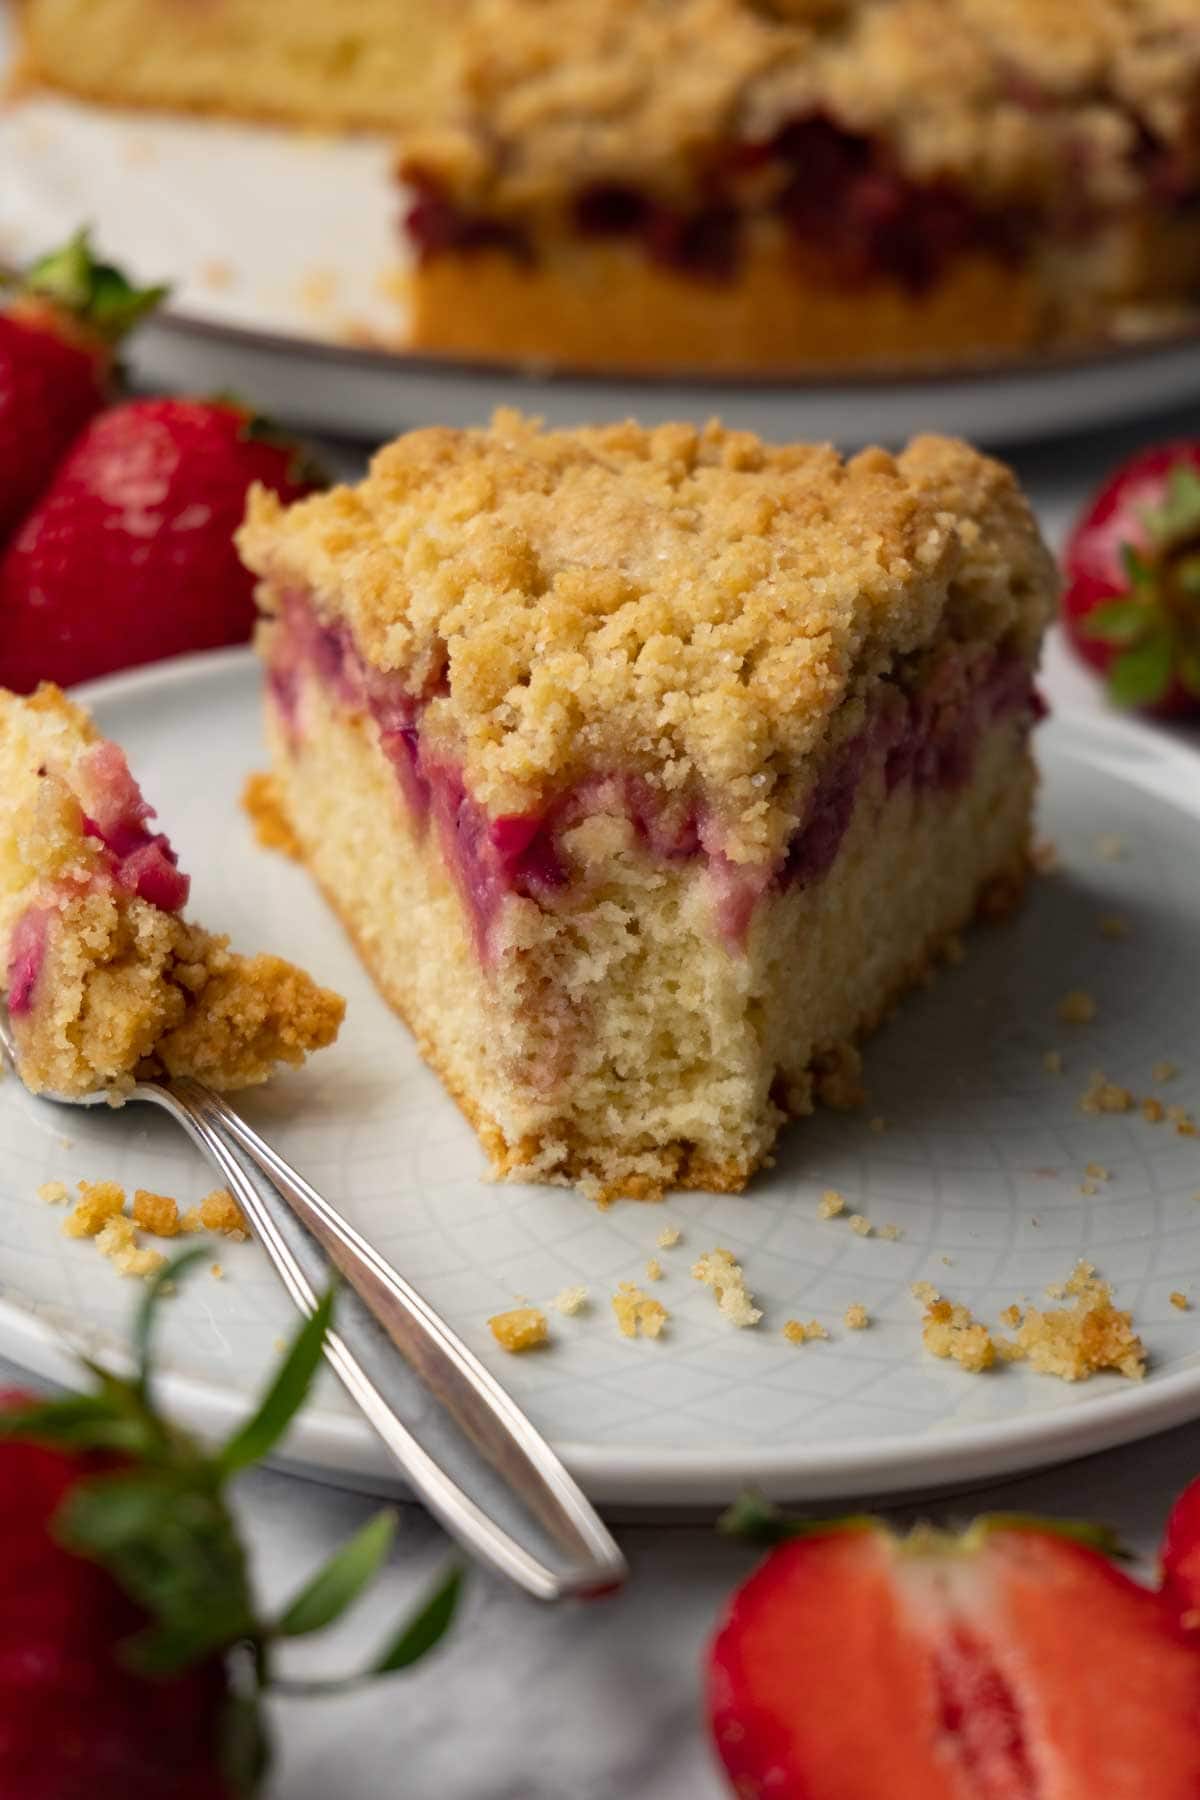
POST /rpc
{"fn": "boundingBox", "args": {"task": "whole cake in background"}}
[16,0,1200,375]
[396,0,1200,372]
[239,410,1055,1202]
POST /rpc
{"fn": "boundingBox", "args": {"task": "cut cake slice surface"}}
[0,684,345,1099]
[238,410,1056,1200]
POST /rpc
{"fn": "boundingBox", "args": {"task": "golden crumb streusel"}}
[241,414,1053,862]
[612,1281,669,1338]
[1080,1071,1135,1115]
[63,1180,126,1238]
[691,1247,763,1327]
[1011,1263,1145,1382]
[181,1189,251,1241]
[1057,989,1097,1025]
[783,1318,828,1345]
[397,0,1200,223]
[132,1189,181,1238]
[488,1306,549,1352]
[921,1296,998,1372]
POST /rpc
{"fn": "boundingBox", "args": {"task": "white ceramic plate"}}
[3,70,1200,448]
[3,650,1200,1506]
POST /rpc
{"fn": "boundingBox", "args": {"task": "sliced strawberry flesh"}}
[6,907,49,1018]
[73,742,189,913]
[710,1525,1200,1800]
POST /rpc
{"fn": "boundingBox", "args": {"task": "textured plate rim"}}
[3,648,1200,1505]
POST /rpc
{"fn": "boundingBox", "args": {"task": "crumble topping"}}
[1057,989,1097,1024]
[58,1179,250,1282]
[397,0,1200,218]
[242,771,303,859]
[921,1295,998,1372]
[488,1305,549,1351]
[1013,1263,1145,1382]
[612,1281,669,1338]
[783,1318,828,1344]
[240,414,1053,862]
[1079,1071,1135,1114]
[691,1246,763,1327]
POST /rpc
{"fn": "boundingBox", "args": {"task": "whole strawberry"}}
[0,398,321,693]
[709,1497,1200,1799]
[0,230,164,546]
[0,1419,230,1800]
[0,1259,460,1799]
[1062,442,1200,715]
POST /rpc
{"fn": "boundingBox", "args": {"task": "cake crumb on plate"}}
[844,1303,870,1330]
[655,1223,681,1249]
[783,1319,828,1345]
[488,1307,549,1353]
[849,1214,872,1237]
[37,1181,68,1205]
[132,1190,181,1237]
[645,1257,663,1282]
[1152,1061,1179,1083]
[612,1282,668,1340]
[1171,1291,1190,1311]
[1080,1072,1134,1115]
[818,1189,846,1220]
[922,1297,997,1372]
[551,1284,589,1316]
[1057,989,1097,1024]
[1042,1049,1063,1074]
[692,1248,762,1328]
[63,1180,126,1238]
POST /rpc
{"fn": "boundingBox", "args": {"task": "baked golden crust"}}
[398,240,1049,369]
[239,412,1055,863]
[398,0,1200,216]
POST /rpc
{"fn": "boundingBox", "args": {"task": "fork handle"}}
[146,1077,626,1602]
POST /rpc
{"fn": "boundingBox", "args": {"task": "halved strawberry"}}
[1061,442,1200,716]
[709,1512,1200,1798]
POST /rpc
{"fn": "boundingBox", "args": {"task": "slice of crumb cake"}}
[239,411,1055,1200]
[0,685,344,1098]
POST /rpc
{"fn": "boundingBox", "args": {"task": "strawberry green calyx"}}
[21,228,167,343]
[1083,461,1200,707]
[0,1250,462,1796]
[719,1492,1126,1561]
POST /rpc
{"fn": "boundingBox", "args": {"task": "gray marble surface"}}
[8,402,1200,1799]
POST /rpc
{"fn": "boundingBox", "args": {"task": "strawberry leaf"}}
[1120,542,1155,591]
[276,1508,397,1638]
[1080,598,1152,646]
[134,1244,211,1397]
[219,1689,272,1800]
[1179,649,1200,698]
[370,1564,463,1673]
[217,1286,334,1475]
[970,1512,1129,1560]
[718,1492,876,1547]
[23,228,167,342]
[57,1468,256,1665]
[0,1391,155,1456]
[1178,556,1200,597]
[1108,631,1174,707]
[1145,464,1200,547]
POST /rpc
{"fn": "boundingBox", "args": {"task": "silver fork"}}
[0,1008,627,1601]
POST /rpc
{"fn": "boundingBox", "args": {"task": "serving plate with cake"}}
[2,416,1200,1507]
[3,0,1200,444]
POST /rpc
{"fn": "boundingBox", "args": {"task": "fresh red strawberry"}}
[0,1260,461,1798]
[0,1415,231,1800]
[1161,1474,1200,1632]
[0,230,164,546]
[1061,441,1200,716]
[0,397,321,693]
[709,1508,1200,1799]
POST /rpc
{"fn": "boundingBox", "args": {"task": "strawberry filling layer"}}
[74,742,190,914]
[402,105,1199,295]
[6,907,49,1019]
[267,592,1037,956]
